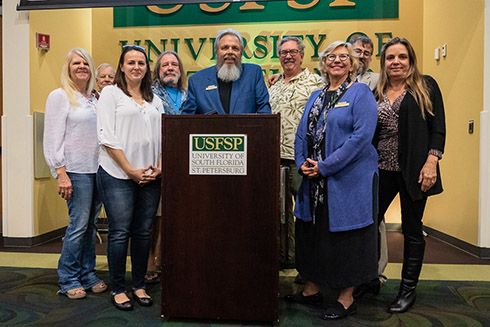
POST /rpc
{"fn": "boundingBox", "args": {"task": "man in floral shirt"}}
[269,36,324,272]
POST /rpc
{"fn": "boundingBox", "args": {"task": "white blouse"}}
[43,88,99,178]
[97,85,164,180]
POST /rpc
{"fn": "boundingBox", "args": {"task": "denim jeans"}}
[58,172,102,293]
[96,167,161,294]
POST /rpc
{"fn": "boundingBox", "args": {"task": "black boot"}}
[388,238,425,313]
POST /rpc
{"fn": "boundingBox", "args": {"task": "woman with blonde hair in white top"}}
[43,48,107,299]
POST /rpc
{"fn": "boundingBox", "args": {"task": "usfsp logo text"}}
[114,0,398,27]
[192,136,245,152]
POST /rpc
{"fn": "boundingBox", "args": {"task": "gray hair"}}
[350,35,374,50]
[96,63,115,78]
[214,28,244,54]
[278,36,305,54]
[152,50,187,92]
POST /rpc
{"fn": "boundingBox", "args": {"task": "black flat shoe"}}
[132,291,153,307]
[353,278,381,300]
[320,301,357,320]
[284,291,322,305]
[111,294,133,311]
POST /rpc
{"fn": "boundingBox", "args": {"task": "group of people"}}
[43,44,187,311]
[43,28,446,318]
[276,35,445,319]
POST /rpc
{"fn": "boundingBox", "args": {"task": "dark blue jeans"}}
[96,167,161,294]
[58,173,102,293]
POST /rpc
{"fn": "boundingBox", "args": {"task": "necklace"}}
[165,87,181,113]
[165,88,178,105]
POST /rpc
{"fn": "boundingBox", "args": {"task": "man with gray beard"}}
[182,28,271,115]
[143,50,188,285]
[152,50,187,115]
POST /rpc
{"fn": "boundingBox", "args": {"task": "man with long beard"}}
[182,28,271,114]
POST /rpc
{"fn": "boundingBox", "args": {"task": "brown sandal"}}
[90,281,108,293]
[64,287,86,299]
[144,271,160,284]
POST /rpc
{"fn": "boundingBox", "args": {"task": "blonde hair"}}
[60,48,95,106]
[377,37,433,119]
[318,41,358,84]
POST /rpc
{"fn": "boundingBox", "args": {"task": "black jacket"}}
[375,75,446,201]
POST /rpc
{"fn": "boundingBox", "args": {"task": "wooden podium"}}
[161,114,280,322]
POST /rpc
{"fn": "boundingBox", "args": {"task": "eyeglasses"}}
[122,44,146,52]
[353,48,372,57]
[279,49,300,57]
[324,53,350,62]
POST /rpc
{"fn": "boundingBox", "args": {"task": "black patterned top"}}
[377,92,406,171]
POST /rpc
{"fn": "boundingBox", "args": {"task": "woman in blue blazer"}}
[285,41,379,320]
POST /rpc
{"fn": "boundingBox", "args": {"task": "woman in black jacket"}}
[375,37,446,313]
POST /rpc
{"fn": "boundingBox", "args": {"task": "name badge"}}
[335,101,350,108]
[206,85,217,91]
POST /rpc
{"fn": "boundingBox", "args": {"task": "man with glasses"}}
[350,35,388,299]
[182,28,271,114]
[351,35,379,91]
[269,37,324,273]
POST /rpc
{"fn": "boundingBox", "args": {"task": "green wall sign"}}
[114,0,398,27]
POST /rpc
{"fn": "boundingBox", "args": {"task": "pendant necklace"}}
[165,87,180,112]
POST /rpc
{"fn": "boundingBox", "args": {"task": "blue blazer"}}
[294,82,378,232]
[181,63,271,115]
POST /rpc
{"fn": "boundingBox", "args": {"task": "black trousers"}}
[378,170,427,243]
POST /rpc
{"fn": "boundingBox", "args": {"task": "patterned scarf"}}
[152,81,187,115]
[306,77,351,223]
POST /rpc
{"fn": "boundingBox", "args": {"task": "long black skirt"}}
[295,203,378,289]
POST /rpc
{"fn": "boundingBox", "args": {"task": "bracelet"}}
[428,149,443,160]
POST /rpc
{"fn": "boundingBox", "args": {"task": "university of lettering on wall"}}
[114,0,397,75]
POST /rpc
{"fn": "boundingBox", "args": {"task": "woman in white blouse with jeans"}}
[96,45,163,311]
[43,48,107,299]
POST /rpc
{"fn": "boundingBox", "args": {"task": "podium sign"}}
[189,134,247,175]
[161,115,280,322]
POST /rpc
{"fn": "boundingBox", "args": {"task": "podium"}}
[161,114,280,322]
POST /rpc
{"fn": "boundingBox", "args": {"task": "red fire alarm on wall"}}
[36,33,50,50]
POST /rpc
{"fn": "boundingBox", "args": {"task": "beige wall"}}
[30,1,424,236]
[24,0,485,246]
[29,9,92,235]
[421,0,484,245]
